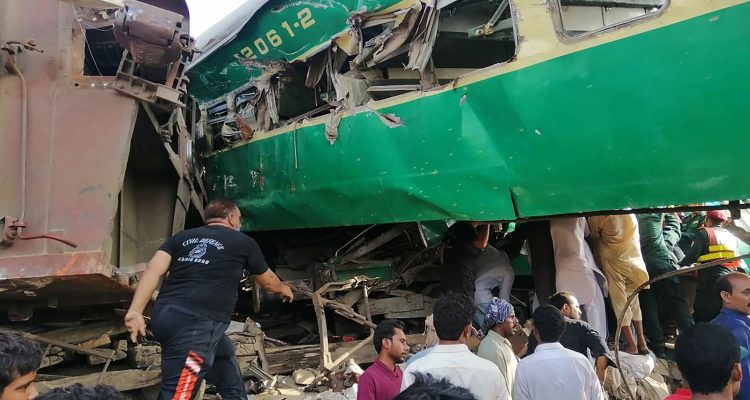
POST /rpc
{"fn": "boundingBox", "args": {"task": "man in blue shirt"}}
[711,272,750,399]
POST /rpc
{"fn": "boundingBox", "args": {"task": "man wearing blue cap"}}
[477,298,519,397]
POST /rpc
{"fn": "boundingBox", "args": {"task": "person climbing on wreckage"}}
[124,198,293,400]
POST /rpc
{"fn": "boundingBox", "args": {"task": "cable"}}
[1,45,29,223]
[71,5,107,85]
[612,253,750,400]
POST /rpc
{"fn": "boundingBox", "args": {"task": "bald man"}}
[711,272,750,400]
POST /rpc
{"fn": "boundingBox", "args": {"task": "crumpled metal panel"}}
[0,1,138,302]
[113,0,186,67]
[206,2,750,231]
[207,96,517,230]
[187,0,416,102]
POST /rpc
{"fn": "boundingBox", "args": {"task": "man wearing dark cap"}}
[681,210,741,322]
[513,305,604,400]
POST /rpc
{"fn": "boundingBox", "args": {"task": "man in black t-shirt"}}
[526,292,610,384]
[124,199,292,400]
[441,222,490,297]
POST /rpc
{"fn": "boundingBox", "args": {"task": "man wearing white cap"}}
[477,298,519,396]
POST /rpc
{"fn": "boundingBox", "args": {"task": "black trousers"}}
[151,303,246,400]
[526,220,557,304]
[640,275,694,351]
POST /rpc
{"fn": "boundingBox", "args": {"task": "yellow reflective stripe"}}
[698,253,722,262]
[698,251,736,263]
[709,244,730,252]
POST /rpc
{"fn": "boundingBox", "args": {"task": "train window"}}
[83,29,123,76]
[431,0,517,72]
[555,0,666,38]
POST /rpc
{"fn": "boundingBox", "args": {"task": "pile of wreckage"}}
[9,276,426,399]
[8,273,683,399]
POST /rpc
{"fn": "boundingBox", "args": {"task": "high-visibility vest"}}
[696,227,740,269]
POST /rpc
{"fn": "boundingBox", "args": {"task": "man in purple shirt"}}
[358,320,410,400]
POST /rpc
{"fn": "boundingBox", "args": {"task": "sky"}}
[186,0,249,38]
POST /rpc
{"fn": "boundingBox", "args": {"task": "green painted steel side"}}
[188,0,405,102]
[206,3,750,231]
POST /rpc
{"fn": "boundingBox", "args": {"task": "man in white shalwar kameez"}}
[549,217,609,339]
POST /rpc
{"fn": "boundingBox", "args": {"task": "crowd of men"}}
[442,211,748,358]
[3,200,750,400]
[358,285,749,400]
[359,209,750,399]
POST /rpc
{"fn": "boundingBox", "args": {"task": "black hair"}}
[676,323,739,395]
[36,384,126,400]
[533,305,565,343]
[204,198,239,220]
[374,319,405,354]
[395,373,478,400]
[0,329,42,392]
[433,293,476,341]
[716,272,747,298]
[548,291,576,311]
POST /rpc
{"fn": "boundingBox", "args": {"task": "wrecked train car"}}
[0,0,204,320]
[192,0,750,232]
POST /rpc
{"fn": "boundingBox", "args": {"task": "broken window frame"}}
[548,0,670,42]
[198,0,522,156]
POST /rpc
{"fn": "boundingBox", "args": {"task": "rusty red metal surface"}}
[0,1,140,311]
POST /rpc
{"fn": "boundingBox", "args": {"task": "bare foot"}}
[624,346,638,355]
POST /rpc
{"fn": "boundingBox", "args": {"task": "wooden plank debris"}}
[40,321,126,345]
[79,334,111,349]
[366,293,424,316]
[385,302,433,319]
[22,332,114,359]
[36,370,161,393]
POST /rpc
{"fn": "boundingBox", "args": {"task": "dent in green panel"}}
[208,91,517,230]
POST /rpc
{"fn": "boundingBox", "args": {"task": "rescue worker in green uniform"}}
[677,211,706,253]
[680,210,742,322]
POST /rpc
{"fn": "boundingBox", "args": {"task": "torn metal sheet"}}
[334,28,361,55]
[407,0,440,70]
[371,109,404,128]
[188,0,423,102]
[372,5,422,64]
[331,71,370,109]
[325,109,344,144]
[305,50,329,88]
